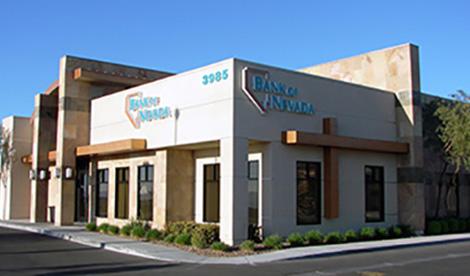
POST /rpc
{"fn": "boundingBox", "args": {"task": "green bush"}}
[458,219,467,233]
[164,234,176,243]
[174,233,192,246]
[427,221,442,235]
[240,240,255,252]
[376,227,389,240]
[263,235,283,250]
[131,225,146,238]
[191,224,219,249]
[146,229,163,241]
[398,224,415,237]
[287,232,305,247]
[389,226,403,238]
[466,219,470,232]
[211,241,230,252]
[324,232,344,244]
[344,230,358,242]
[85,222,97,232]
[304,230,323,245]
[98,223,110,233]
[167,221,198,236]
[440,220,450,234]
[448,218,460,233]
[107,225,120,235]
[359,227,376,241]
[120,224,132,236]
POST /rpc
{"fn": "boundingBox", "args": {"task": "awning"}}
[76,139,147,157]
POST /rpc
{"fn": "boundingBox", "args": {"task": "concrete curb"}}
[2,220,470,265]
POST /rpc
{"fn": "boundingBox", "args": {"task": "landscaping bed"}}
[85,221,423,257]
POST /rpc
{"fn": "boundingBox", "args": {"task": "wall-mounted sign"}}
[242,67,314,115]
[125,92,172,129]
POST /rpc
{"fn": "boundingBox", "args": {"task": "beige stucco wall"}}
[1,116,32,220]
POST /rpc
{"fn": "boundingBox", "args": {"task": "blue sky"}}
[1,0,468,118]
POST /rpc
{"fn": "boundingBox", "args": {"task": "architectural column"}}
[31,94,57,223]
[220,137,248,245]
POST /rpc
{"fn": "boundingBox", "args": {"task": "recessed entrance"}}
[75,159,89,222]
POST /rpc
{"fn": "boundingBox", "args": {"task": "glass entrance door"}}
[75,167,89,222]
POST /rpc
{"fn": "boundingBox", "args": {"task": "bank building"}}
[1,44,468,245]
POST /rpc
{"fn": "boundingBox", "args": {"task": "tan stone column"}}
[30,94,57,223]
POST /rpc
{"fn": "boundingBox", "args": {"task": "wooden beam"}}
[76,139,147,157]
[282,131,409,154]
[21,150,56,164]
[323,118,339,219]
[73,68,155,86]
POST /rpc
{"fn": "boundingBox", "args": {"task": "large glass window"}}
[297,161,321,225]
[203,164,220,223]
[248,160,259,226]
[138,165,154,220]
[115,167,129,219]
[96,169,109,217]
[365,166,384,222]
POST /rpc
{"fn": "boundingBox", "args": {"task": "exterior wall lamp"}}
[38,169,48,181]
[64,167,74,180]
[54,167,61,179]
[29,169,36,180]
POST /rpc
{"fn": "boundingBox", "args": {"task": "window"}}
[115,167,129,219]
[365,166,384,222]
[138,165,154,220]
[96,169,109,217]
[248,160,259,226]
[297,161,321,225]
[203,164,220,223]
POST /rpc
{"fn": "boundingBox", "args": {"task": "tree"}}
[435,90,470,216]
[0,125,15,184]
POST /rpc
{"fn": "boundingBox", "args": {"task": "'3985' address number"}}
[202,69,229,85]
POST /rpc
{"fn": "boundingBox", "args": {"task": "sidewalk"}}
[2,220,470,265]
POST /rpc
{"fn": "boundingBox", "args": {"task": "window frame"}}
[364,165,385,223]
[137,164,154,221]
[115,167,130,219]
[296,161,322,225]
[95,169,109,218]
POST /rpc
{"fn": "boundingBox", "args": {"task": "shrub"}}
[120,224,132,236]
[359,227,376,241]
[263,235,283,250]
[439,220,450,234]
[167,221,198,236]
[344,230,358,242]
[427,221,442,235]
[376,227,389,240]
[107,225,120,235]
[448,218,460,233]
[164,234,176,243]
[98,223,110,233]
[211,241,230,252]
[240,240,255,252]
[389,226,403,238]
[131,225,146,238]
[324,232,344,244]
[85,222,97,232]
[466,219,470,232]
[458,219,467,233]
[398,224,415,237]
[174,233,192,246]
[146,229,163,241]
[304,230,323,245]
[287,232,305,247]
[191,224,219,249]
